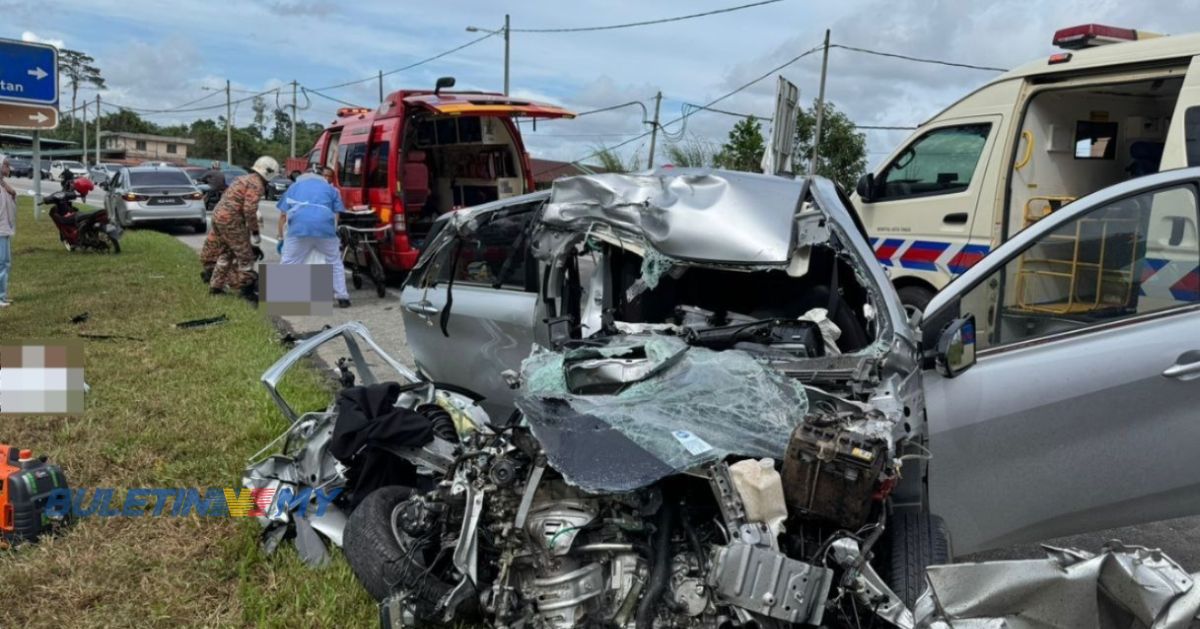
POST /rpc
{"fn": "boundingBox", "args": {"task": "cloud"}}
[11,0,1200,168]
[257,0,336,17]
[22,30,65,50]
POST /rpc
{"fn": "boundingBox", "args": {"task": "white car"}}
[49,160,89,182]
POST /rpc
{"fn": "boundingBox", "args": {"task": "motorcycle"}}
[204,188,221,212]
[43,189,122,253]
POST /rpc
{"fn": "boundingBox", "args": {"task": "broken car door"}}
[921,171,1200,555]
[398,198,543,419]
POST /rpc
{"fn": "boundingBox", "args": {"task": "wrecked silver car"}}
[367,171,938,628]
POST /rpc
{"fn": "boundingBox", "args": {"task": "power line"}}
[511,0,782,33]
[683,103,770,121]
[535,43,822,176]
[311,32,499,91]
[103,86,279,115]
[831,44,1008,72]
[302,86,366,108]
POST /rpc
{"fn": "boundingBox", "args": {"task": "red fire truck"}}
[302,78,574,271]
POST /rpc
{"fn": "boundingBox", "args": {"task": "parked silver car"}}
[89,162,122,185]
[399,168,1200,584]
[104,166,208,233]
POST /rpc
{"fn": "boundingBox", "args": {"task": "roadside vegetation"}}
[0,198,375,628]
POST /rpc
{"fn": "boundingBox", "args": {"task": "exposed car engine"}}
[368,409,910,629]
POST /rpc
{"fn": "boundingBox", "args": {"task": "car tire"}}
[897,285,936,319]
[193,219,207,234]
[343,486,454,611]
[882,511,951,609]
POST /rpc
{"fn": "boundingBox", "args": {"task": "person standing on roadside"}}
[276,166,352,307]
[205,156,277,304]
[0,155,17,307]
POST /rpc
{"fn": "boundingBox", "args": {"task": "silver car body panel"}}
[913,543,1200,628]
[924,167,1200,553]
[400,192,550,419]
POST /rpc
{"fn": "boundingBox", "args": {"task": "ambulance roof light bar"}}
[1052,24,1162,50]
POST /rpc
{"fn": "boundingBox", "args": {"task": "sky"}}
[5,0,1200,167]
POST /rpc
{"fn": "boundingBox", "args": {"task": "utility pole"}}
[809,29,831,176]
[504,14,511,95]
[647,91,662,169]
[378,70,384,103]
[32,131,41,213]
[95,94,101,166]
[82,101,88,166]
[225,79,232,166]
[290,80,298,158]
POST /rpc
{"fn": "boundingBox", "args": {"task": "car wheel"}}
[193,219,207,234]
[882,511,951,609]
[897,285,936,320]
[343,486,455,613]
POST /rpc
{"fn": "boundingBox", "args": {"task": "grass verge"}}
[0,198,377,628]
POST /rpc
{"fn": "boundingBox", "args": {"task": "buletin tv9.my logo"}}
[42,487,341,518]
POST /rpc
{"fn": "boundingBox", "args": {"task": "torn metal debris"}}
[914,543,1200,628]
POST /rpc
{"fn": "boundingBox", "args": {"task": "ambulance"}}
[853,24,1200,315]
[305,77,574,272]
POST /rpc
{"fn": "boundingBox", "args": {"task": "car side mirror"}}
[935,314,976,378]
[855,173,876,202]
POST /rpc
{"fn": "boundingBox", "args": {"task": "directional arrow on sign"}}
[27,67,48,81]
[0,102,58,130]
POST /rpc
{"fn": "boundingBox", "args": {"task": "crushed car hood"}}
[543,169,805,264]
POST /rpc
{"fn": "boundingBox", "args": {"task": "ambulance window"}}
[367,142,390,188]
[1074,121,1118,160]
[338,143,367,188]
[876,123,991,201]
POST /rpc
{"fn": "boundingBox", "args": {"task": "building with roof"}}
[101,132,196,163]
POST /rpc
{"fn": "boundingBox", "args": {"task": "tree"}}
[713,117,765,172]
[58,49,106,129]
[251,96,268,138]
[593,146,640,173]
[271,108,292,144]
[664,135,718,168]
[793,100,867,191]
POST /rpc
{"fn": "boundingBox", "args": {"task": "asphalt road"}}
[10,174,1198,570]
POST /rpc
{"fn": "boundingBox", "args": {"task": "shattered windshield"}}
[515,335,809,493]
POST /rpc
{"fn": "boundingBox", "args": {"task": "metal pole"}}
[225,79,232,165]
[809,29,831,176]
[378,70,384,103]
[82,101,88,166]
[503,14,511,96]
[32,130,41,215]
[290,80,298,158]
[95,94,101,166]
[647,91,662,169]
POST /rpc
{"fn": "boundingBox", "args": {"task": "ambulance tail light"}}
[1052,24,1142,50]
